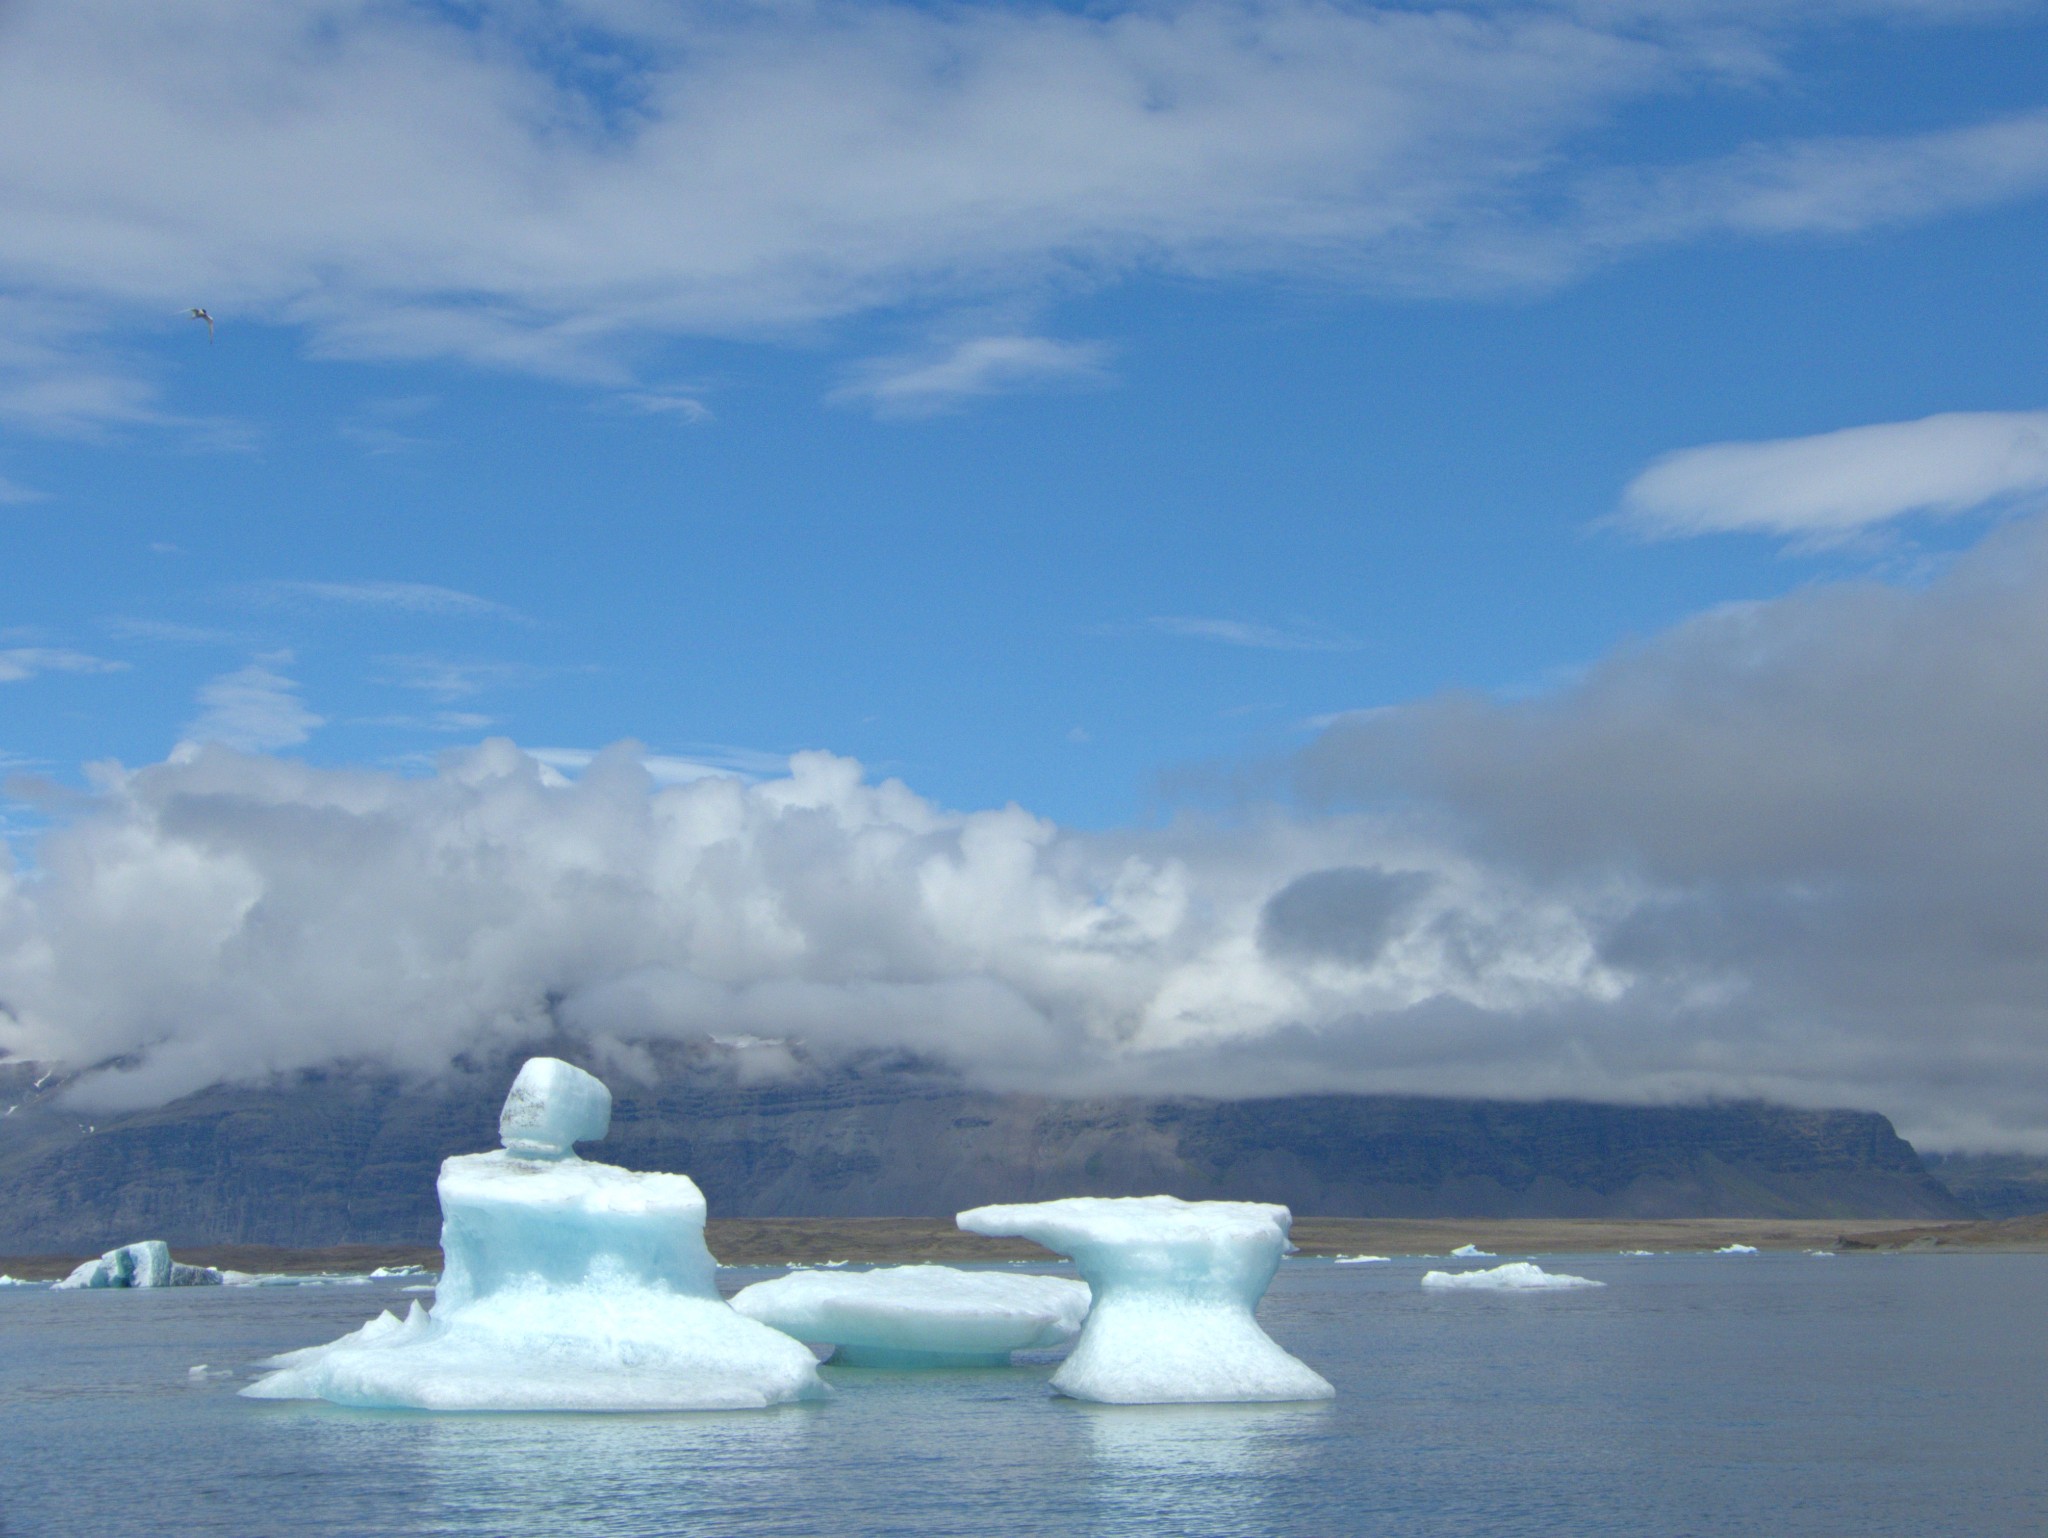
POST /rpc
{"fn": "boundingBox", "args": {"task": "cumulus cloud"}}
[1621,409,2048,541]
[181,658,324,752]
[1295,512,2048,1150]
[0,3,2043,426]
[0,739,1618,1114]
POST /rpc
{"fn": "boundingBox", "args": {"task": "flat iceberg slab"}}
[731,1265,1090,1366]
[53,1241,222,1289]
[243,1058,822,1412]
[1421,1262,1604,1291]
[958,1196,1333,1405]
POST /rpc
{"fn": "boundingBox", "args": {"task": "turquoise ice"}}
[957,1196,1334,1404]
[241,1058,823,1411]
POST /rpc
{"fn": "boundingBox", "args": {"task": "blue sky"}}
[9,2,2048,1143]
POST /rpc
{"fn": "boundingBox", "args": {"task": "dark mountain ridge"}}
[0,1051,1972,1252]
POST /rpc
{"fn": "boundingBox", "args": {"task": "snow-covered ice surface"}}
[730,1265,1090,1366]
[958,1195,1334,1405]
[242,1057,823,1412]
[53,1241,223,1289]
[1449,1244,1496,1258]
[1422,1262,1605,1291]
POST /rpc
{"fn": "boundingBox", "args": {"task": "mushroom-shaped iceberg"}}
[730,1265,1091,1366]
[242,1058,823,1411]
[956,1196,1333,1404]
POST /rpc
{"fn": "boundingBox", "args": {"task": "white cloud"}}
[376,655,545,701]
[1146,616,1360,651]
[0,738,1616,1112]
[0,4,2042,424]
[831,336,1112,416]
[1621,409,2048,540]
[0,647,126,683]
[253,580,515,618]
[181,658,323,752]
[617,391,712,424]
[0,474,48,504]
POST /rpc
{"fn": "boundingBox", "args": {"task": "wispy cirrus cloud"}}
[180,655,322,752]
[0,647,126,683]
[830,336,1112,417]
[1144,616,1361,652]
[250,580,519,619]
[0,474,49,505]
[1619,409,2048,542]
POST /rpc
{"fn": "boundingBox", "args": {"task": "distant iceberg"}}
[1331,1255,1389,1265]
[958,1195,1334,1405]
[52,1240,223,1289]
[731,1265,1090,1366]
[1421,1262,1604,1291]
[0,1274,44,1288]
[1449,1244,1495,1258]
[1716,1244,1760,1255]
[242,1057,823,1412]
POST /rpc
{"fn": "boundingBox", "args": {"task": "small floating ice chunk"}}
[368,1264,431,1279]
[1332,1255,1389,1265]
[731,1266,1090,1366]
[52,1241,223,1289]
[1715,1244,1759,1254]
[1421,1262,1604,1291]
[1449,1244,1495,1258]
[1620,1250,1654,1256]
[958,1195,1333,1405]
[241,1058,822,1412]
[0,1274,44,1288]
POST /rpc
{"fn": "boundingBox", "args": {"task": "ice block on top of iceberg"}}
[53,1240,223,1289]
[956,1195,1333,1405]
[730,1265,1091,1366]
[241,1057,823,1412]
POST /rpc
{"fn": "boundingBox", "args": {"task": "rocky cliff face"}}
[0,1054,1974,1252]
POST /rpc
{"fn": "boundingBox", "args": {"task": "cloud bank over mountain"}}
[9,514,2048,1151]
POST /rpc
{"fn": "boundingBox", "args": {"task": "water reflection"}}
[255,1400,822,1538]
[1075,1400,1328,1537]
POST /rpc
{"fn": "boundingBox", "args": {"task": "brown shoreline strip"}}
[10,1214,2038,1281]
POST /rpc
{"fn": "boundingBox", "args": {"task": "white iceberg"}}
[1421,1262,1604,1291]
[52,1240,224,1289]
[1449,1243,1496,1258]
[730,1265,1091,1366]
[242,1057,824,1412]
[957,1195,1334,1405]
[0,1274,44,1288]
[1716,1243,1760,1254]
[1331,1255,1389,1265]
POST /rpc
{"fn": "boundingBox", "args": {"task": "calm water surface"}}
[2,1253,2041,1537]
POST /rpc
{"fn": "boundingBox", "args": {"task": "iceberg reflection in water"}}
[1077,1401,1325,1531]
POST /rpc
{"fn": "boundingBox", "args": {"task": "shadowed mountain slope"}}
[0,1053,1972,1252]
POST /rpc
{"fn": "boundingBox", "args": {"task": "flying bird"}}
[188,307,214,340]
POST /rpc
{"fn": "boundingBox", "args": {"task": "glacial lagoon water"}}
[3,1252,2044,1537]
